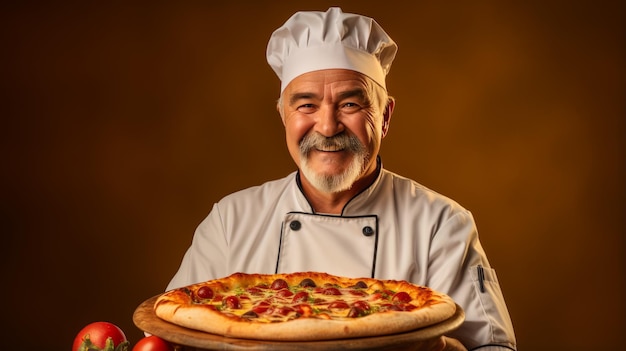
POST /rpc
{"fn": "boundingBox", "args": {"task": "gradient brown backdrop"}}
[2,1,624,350]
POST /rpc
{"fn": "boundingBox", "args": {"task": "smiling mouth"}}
[315,145,345,152]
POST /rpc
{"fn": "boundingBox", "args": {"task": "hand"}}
[400,336,467,351]
[437,336,468,351]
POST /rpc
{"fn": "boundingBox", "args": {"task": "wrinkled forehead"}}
[283,69,375,97]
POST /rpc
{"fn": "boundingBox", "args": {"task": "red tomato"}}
[132,336,174,351]
[72,321,128,351]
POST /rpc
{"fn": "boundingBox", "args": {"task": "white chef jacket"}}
[167,162,517,350]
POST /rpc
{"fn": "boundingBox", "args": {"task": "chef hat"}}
[266,7,397,93]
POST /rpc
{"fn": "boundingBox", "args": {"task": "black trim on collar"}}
[275,221,285,274]
[294,156,383,215]
[294,170,315,213]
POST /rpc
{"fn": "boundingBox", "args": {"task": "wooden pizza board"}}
[133,295,465,351]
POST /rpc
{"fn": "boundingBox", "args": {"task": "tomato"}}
[72,321,129,351]
[132,336,174,351]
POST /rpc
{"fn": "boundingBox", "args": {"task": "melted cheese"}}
[194,283,412,323]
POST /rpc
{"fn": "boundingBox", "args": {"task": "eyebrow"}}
[337,88,367,103]
[288,88,368,106]
[289,92,320,106]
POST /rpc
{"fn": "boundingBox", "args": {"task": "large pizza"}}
[154,272,457,341]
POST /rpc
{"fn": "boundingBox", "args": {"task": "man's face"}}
[279,69,391,193]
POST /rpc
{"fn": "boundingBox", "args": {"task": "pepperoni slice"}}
[277,289,294,298]
[351,281,368,289]
[246,286,264,295]
[352,300,370,311]
[379,303,402,312]
[272,306,295,316]
[401,303,418,311]
[270,279,289,290]
[223,295,241,309]
[392,291,412,303]
[348,289,368,297]
[292,291,309,303]
[328,301,350,309]
[347,306,366,318]
[242,311,258,319]
[196,286,214,299]
[323,287,342,295]
[252,300,271,314]
[299,278,317,288]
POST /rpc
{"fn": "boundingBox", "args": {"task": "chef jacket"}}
[167,162,517,350]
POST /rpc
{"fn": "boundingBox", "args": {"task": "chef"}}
[167,7,517,351]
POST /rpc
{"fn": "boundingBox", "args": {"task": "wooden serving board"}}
[133,295,465,351]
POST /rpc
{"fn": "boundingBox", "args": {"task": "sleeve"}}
[426,210,517,351]
[165,203,229,291]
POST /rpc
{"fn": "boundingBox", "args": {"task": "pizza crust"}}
[154,272,457,341]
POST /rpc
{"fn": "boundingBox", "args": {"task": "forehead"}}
[284,69,371,96]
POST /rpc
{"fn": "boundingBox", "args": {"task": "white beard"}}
[299,132,368,194]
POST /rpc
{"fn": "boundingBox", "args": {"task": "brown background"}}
[2,1,624,350]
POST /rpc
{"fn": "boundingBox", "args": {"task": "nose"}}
[315,105,344,137]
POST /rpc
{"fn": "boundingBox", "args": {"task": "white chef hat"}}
[266,7,398,93]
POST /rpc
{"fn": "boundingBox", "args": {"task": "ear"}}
[381,97,395,138]
[276,101,286,126]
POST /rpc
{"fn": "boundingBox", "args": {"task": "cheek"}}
[345,116,379,150]
[284,117,312,157]
[285,120,306,144]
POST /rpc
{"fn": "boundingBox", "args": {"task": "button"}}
[362,226,375,236]
[289,220,301,231]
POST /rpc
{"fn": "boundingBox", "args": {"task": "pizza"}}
[153,271,457,341]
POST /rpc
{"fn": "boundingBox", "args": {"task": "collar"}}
[294,156,384,215]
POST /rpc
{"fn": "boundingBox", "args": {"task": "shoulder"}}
[380,169,471,216]
[216,171,297,206]
[380,169,462,204]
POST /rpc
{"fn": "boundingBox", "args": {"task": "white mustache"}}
[299,133,365,155]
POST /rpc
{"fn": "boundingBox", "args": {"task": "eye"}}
[341,102,362,112]
[297,103,317,113]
